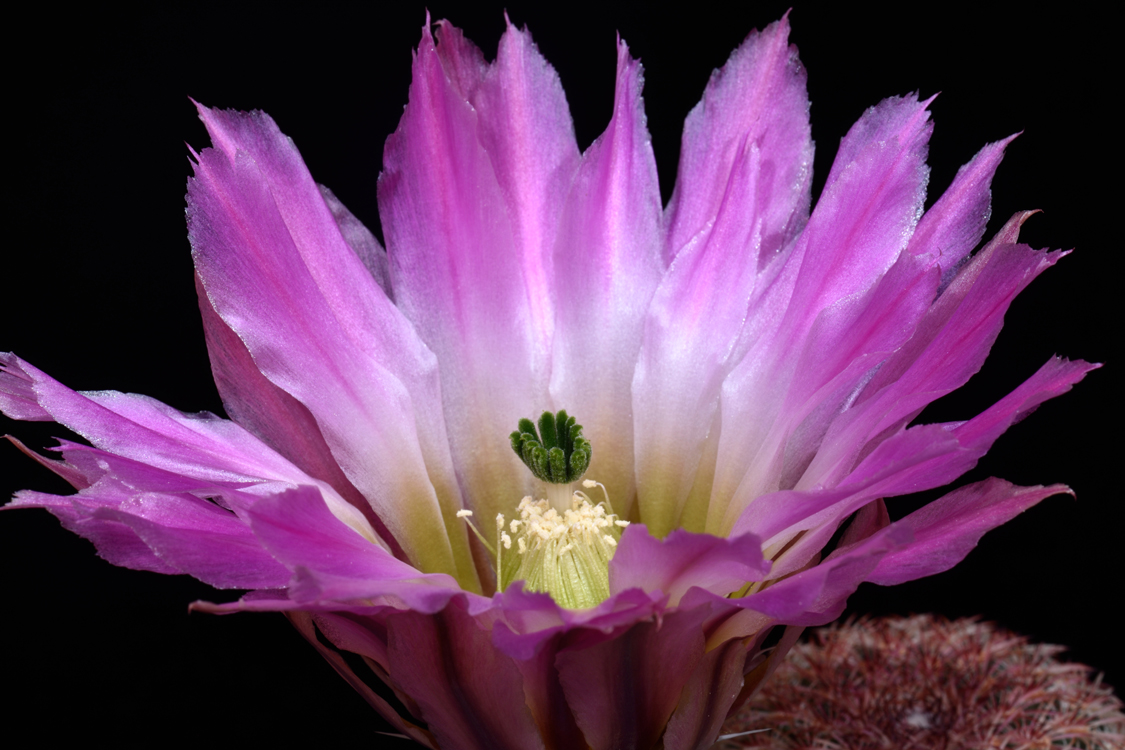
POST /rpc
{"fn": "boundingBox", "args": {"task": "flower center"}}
[457,411,628,609]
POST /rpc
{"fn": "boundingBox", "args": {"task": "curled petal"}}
[737,524,913,625]
[610,524,769,605]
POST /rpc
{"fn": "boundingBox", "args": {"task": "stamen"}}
[495,484,626,609]
[455,508,496,556]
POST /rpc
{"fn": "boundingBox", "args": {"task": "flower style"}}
[0,14,1095,750]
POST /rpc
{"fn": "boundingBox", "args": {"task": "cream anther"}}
[496,483,626,609]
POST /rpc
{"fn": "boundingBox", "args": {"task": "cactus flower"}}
[0,13,1095,750]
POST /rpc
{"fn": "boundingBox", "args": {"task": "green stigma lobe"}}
[510,409,591,484]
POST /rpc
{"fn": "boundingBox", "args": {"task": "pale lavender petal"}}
[317,185,392,298]
[379,22,556,529]
[471,19,581,304]
[635,136,773,535]
[785,93,932,323]
[609,524,769,605]
[552,39,662,521]
[244,487,464,613]
[664,14,813,263]
[189,108,476,587]
[386,601,546,750]
[867,478,1069,585]
[556,605,709,750]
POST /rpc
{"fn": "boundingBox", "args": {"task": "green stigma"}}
[509,409,590,484]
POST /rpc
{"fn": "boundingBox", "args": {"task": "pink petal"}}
[556,605,710,750]
[662,636,760,750]
[710,95,934,530]
[97,491,292,589]
[738,524,913,625]
[803,215,1064,488]
[734,355,1091,580]
[471,19,582,299]
[4,435,90,490]
[244,486,464,614]
[513,633,587,750]
[907,136,1016,284]
[10,487,180,575]
[14,472,287,590]
[0,354,377,543]
[196,274,402,556]
[636,15,811,534]
[378,20,569,530]
[491,583,666,661]
[289,611,439,749]
[949,355,1096,448]
[753,251,938,500]
[318,185,393,297]
[189,106,476,587]
[551,38,662,521]
[664,14,812,263]
[787,94,933,323]
[385,600,546,750]
[867,478,1069,585]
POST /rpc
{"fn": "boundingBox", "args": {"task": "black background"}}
[2,2,1117,745]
